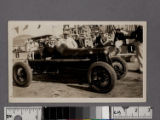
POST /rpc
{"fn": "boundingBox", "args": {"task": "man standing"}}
[93,29,103,48]
[25,39,35,60]
[129,26,143,73]
[114,28,126,44]
[25,39,31,59]
[134,26,143,73]
[114,28,127,53]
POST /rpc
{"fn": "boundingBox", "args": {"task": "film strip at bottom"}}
[4,106,152,120]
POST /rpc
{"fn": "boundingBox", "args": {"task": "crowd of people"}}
[16,25,143,73]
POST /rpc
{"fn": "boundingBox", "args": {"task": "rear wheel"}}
[88,62,117,93]
[13,62,32,87]
[111,56,128,80]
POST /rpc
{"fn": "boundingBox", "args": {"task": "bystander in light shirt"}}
[58,37,78,49]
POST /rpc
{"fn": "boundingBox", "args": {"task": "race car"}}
[13,35,128,93]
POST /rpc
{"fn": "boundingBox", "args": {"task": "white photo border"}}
[8,21,147,103]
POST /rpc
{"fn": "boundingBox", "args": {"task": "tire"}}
[13,62,32,87]
[111,56,128,80]
[88,61,117,93]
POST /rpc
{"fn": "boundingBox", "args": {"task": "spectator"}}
[73,34,81,48]
[114,28,126,44]
[93,29,103,47]
[25,39,35,60]
[15,47,21,58]
[78,33,86,48]
[114,28,127,54]
[131,26,143,73]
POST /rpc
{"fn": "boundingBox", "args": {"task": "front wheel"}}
[13,62,32,87]
[111,56,128,80]
[88,62,117,93]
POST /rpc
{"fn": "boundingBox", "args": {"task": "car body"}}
[13,35,128,93]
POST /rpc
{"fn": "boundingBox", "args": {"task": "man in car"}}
[57,31,78,49]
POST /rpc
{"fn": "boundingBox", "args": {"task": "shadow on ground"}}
[32,72,88,84]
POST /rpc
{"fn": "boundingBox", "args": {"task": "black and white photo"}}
[8,21,146,103]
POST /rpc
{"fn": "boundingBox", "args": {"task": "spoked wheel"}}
[88,62,117,93]
[111,56,128,80]
[13,62,32,87]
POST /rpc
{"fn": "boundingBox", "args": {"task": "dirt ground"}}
[13,62,143,98]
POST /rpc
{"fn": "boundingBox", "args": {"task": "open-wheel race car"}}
[13,35,128,93]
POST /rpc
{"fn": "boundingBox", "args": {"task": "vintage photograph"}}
[8,21,146,102]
